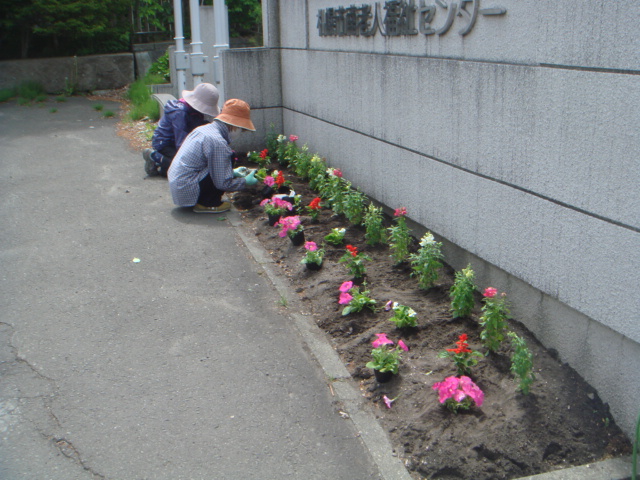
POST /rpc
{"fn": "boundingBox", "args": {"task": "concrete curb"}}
[227,209,636,480]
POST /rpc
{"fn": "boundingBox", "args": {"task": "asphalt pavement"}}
[0,97,409,480]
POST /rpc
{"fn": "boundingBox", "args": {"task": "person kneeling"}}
[167,99,257,213]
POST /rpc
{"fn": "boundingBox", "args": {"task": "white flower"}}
[407,308,417,317]
[420,232,436,247]
[277,134,286,142]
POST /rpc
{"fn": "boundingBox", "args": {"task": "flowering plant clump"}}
[365,333,409,374]
[324,227,346,246]
[300,241,325,266]
[508,331,535,395]
[274,134,300,166]
[342,189,367,225]
[385,301,418,328]
[410,232,444,290]
[339,244,371,279]
[338,281,376,316]
[363,203,387,246]
[388,207,411,264]
[308,155,328,191]
[480,287,510,352]
[291,145,313,179]
[438,333,483,376]
[276,215,303,238]
[450,265,476,318]
[260,197,293,216]
[432,376,484,413]
[248,149,270,167]
[306,197,323,220]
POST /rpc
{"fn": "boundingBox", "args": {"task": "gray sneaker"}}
[143,148,159,176]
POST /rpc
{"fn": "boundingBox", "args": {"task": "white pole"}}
[189,0,206,86]
[173,0,187,94]
[212,0,230,104]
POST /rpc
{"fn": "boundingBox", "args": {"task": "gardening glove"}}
[244,170,258,186]
[233,166,249,178]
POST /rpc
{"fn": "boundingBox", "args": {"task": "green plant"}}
[278,295,288,307]
[479,288,510,353]
[363,203,387,246]
[508,332,535,395]
[450,265,476,318]
[248,149,271,167]
[324,228,346,246]
[49,108,57,113]
[300,241,324,266]
[338,281,376,316]
[126,78,160,122]
[55,96,67,102]
[17,81,45,101]
[339,245,371,279]
[385,301,418,328]
[103,110,115,118]
[365,333,408,374]
[388,207,411,264]
[34,94,47,103]
[93,103,104,111]
[308,156,328,192]
[410,232,443,290]
[438,334,483,376]
[292,145,313,179]
[0,88,16,103]
[342,189,367,225]
[147,51,171,83]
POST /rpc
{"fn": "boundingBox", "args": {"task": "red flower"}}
[309,197,322,210]
[346,245,358,257]
[483,287,498,298]
[394,207,407,217]
[276,171,285,187]
[333,168,343,177]
[447,333,473,354]
[259,149,268,159]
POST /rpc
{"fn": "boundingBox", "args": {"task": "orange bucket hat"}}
[215,99,256,131]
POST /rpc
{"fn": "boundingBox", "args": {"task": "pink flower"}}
[394,207,407,217]
[398,340,409,352]
[339,281,353,293]
[459,376,484,407]
[259,198,270,206]
[338,292,353,305]
[372,333,394,348]
[432,376,459,404]
[264,176,275,187]
[383,395,394,409]
[304,241,318,251]
[384,300,394,311]
[277,216,301,237]
[483,287,498,298]
[289,135,299,142]
[333,168,343,177]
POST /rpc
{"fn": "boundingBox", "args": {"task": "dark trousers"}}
[197,174,225,207]
[156,146,177,177]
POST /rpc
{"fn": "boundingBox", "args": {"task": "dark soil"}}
[231,160,632,480]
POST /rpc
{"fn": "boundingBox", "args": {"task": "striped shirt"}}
[168,121,246,206]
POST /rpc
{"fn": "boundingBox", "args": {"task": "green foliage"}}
[410,232,443,290]
[147,51,171,83]
[17,81,45,101]
[363,204,387,246]
[324,228,346,247]
[480,292,510,353]
[388,216,411,265]
[450,265,476,318]
[103,110,115,118]
[126,78,159,121]
[93,103,104,111]
[339,246,371,279]
[342,189,367,226]
[0,88,17,103]
[225,0,262,40]
[341,285,376,316]
[387,303,418,329]
[508,332,535,394]
[49,108,58,113]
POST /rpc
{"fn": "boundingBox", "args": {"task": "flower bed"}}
[232,136,631,479]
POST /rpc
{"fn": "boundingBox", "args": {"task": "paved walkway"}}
[0,97,406,479]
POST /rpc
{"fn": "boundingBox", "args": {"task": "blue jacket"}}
[152,99,208,154]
